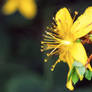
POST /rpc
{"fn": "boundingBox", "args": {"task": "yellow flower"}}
[2,0,37,19]
[41,7,92,91]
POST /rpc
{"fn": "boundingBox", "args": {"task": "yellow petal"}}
[18,0,37,19]
[76,68,84,81]
[70,42,87,65]
[87,64,92,71]
[2,0,17,15]
[66,70,74,91]
[66,79,74,91]
[55,8,73,33]
[71,7,92,40]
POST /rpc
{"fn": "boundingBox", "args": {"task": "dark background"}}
[0,0,92,92]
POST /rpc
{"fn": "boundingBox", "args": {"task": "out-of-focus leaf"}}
[4,13,32,27]
[5,73,49,92]
[0,26,10,63]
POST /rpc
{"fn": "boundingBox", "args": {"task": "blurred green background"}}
[0,0,92,92]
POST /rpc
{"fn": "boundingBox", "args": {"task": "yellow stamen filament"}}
[47,43,62,57]
[45,31,61,42]
[43,34,52,39]
[41,41,59,44]
[51,59,60,71]
[73,11,78,21]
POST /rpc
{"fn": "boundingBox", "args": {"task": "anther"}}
[47,27,50,30]
[54,29,57,32]
[46,53,49,56]
[53,17,55,20]
[74,11,78,15]
[73,11,78,21]
[50,65,55,71]
[40,49,44,52]
[44,59,48,62]
[41,46,44,48]
[41,41,44,44]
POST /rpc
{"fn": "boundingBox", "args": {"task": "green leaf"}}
[68,67,75,81]
[85,70,92,80]
[73,61,83,67]
[76,66,85,76]
[72,71,79,85]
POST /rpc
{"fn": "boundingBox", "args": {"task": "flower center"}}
[61,40,73,45]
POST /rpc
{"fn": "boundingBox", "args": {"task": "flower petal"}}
[87,64,92,71]
[18,0,37,19]
[66,70,74,91]
[55,8,73,33]
[2,0,17,15]
[71,7,92,39]
[66,79,74,91]
[70,42,87,65]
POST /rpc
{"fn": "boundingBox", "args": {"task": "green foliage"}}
[85,69,92,80]
[73,61,83,67]
[68,61,92,85]
[72,71,79,85]
[76,66,85,76]
[68,66,79,85]
[5,73,49,92]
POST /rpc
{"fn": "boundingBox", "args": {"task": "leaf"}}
[76,66,85,76]
[68,67,75,81]
[85,70,92,80]
[75,67,85,81]
[73,61,83,67]
[72,71,79,85]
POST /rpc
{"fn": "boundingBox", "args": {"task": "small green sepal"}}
[85,69,92,80]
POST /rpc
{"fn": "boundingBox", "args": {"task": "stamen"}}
[41,41,59,44]
[73,11,78,21]
[46,27,54,31]
[75,11,78,15]
[40,49,44,52]
[54,29,57,32]
[43,38,54,41]
[41,46,44,48]
[45,31,61,42]
[46,43,62,56]
[41,41,44,44]
[41,45,57,51]
[50,59,60,71]
[43,34,52,39]
[53,17,55,21]
[44,59,48,62]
